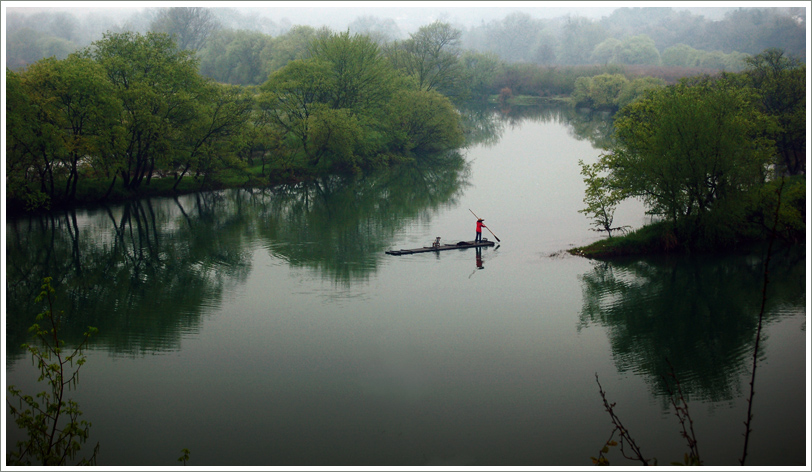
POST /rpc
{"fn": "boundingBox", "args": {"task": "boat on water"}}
[385,239,495,256]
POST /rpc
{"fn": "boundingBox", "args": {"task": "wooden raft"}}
[385,239,495,256]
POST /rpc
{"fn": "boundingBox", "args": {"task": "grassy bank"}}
[571,174,806,259]
[569,219,805,259]
[568,222,680,259]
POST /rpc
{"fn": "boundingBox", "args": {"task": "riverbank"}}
[5,165,276,218]
[4,152,438,218]
[570,173,806,259]
[568,220,806,260]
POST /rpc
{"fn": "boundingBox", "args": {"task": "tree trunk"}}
[104,173,118,199]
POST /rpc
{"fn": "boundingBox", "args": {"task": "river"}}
[4,104,807,466]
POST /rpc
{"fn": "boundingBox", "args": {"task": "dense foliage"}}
[6,278,99,466]
[610,77,773,243]
[6,29,465,212]
[740,49,806,176]
[5,8,805,224]
[578,57,806,252]
[571,74,667,111]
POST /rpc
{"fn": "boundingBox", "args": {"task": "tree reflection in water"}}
[459,101,615,150]
[247,155,470,284]
[5,156,470,361]
[576,247,805,405]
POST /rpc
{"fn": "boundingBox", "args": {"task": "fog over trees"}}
[4,5,805,75]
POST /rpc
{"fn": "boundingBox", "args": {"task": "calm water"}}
[4,105,808,467]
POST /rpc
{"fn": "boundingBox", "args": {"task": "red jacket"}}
[476,221,485,232]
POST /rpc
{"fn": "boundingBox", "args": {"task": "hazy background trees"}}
[149,7,221,52]
[347,15,403,45]
[4,5,806,214]
[384,21,467,100]
[5,6,804,77]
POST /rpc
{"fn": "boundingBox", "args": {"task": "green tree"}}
[308,30,398,113]
[578,159,624,237]
[233,108,280,177]
[590,73,628,109]
[83,31,205,192]
[6,67,48,209]
[662,43,748,71]
[259,25,328,75]
[571,73,629,110]
[199,29,273,85]
[150,7,220,51]
[6,278,99,466]
[258,59,334,166]
[5,55,122,207]
[616,76,665,109]
[661,43,701,67]
[385,21,467,100]
[742,48,806,175]
[571,76,593,107]
[309,106,364,172]
[385,89,465,155]
[28,55,121,201]
[603,76,775,245]
[258,29,464,173]
[172,82,254,189]
[615,34,661,65]
[460,50,502,98]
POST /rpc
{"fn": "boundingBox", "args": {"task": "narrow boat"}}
[385,239,495,256]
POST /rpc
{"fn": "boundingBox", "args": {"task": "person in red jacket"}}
[475,218,486,242]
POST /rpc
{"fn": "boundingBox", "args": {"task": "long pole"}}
[469,209,501,242]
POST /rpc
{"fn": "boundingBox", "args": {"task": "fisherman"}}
[475,218,486,242]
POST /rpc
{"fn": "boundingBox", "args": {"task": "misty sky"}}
[3,1,757,35]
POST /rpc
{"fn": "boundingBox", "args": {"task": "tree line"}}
[463,8,804,68]
[6,26,470,213]
[6,7,805,75]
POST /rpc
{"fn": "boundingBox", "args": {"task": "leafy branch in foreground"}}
[178,448,191,465]
[592,374,653,466]
[6,277,99,466]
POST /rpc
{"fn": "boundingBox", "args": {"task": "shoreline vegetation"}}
[7,90,806,259]
[567,219,804,260]
[6,23,805,259]
[4,92,564,216]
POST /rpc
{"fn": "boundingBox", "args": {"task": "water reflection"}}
[247,156,471,285]
[5,194,255,361]
[468,247,488,278]
[5,158,470,360]
[576,246,806,404]
[460,102,615,150]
